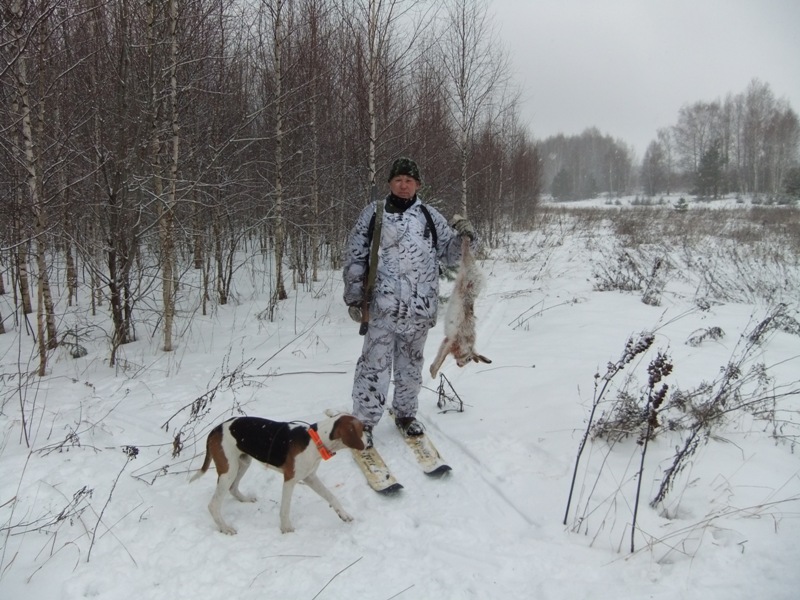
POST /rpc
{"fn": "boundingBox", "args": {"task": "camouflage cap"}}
[387,157,421,182]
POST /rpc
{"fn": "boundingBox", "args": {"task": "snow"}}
[2,197,799,600]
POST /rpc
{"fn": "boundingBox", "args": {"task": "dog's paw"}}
[219,525,237,535]
[281,516,294,533]
[337,510,354,523]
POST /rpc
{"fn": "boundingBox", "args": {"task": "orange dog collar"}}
[308,427,334,460]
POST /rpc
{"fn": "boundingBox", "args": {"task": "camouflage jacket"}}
[343,196,471,334]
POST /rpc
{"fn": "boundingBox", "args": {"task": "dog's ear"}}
[473,354,492,364]
[331,415,366,451]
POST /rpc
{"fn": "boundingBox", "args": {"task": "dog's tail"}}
[189,425,220,482]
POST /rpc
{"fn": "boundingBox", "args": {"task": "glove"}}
[450,214,475,240]
[348,305,363,323]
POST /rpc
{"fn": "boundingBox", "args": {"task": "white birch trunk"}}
[271,0,288,306]
[161,0,180,352]
[11,2,56,374]
[367,0,378,185]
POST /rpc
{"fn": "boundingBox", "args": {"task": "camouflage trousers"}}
[351,323,429,428]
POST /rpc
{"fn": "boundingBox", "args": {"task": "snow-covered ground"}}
[1,199,799,599]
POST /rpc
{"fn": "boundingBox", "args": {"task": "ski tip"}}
[377,482,404,495]
[425,464,452,477]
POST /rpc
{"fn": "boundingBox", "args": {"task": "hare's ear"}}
[473,354,492,364]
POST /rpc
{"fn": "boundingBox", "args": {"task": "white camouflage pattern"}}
[343,196,472,427]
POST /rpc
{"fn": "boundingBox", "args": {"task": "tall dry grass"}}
[551,200,800,555]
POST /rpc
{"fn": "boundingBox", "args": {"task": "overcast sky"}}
[489,0,800,158]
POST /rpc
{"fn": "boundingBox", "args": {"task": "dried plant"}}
[563,331,654,525]
[686,326,725,346]
[567,305,799,553]
[1,486,94,537]
[650,356,775,508]
[87,446,139,562]
[161,354,256,457]
[593,246,672,307]
[641,257,667,306]
[631,352,673,552]
[592,250,645,293]
[748,303,800,344]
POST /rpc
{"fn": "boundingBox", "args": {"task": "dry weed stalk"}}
[650,307,797,508]
[593,245,671,307]
[631,351,673,552]
[1,486,93,537]
[161,354,255,457]
[87,446,138,563]
[567,302,800,553]
[563,332,654,526]
[686,326,725,347]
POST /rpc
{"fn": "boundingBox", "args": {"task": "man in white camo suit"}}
[343,157,476,446]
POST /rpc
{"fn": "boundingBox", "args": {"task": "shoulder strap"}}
[419,204,438,250]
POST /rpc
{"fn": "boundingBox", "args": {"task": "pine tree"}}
[784,166,800,199]
[695,139,725,198]
[551,168,573,201]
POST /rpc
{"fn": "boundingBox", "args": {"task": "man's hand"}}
[348,305,363,323]
[450,214,475,240]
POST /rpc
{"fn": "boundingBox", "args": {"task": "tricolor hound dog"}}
[191,414,366,534]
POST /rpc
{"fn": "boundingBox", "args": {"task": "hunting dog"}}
[191,414,366,534]
[430,235,492,378]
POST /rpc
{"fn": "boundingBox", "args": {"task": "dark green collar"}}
[385,193,417,213]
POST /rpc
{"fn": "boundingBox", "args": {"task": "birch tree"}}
[5,93,34,317]
[349,0,431,184]
[668,80,799,195]
[440,0,506,218]
[364,0,380,186]
[255,0,290,315]
[145,0,179,351]
[641,140,666,197]
[299,0,327,282]
[656,127,675,195]
[673,101,721,177]
[163,0,180,351]
[5,0,58,375]
[93,0,141,365]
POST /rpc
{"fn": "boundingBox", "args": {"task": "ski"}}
[326,409,450,488]
[351,446,404,494]
[399,432,452,476]
[390,411,452,477]
[323,409,403,494]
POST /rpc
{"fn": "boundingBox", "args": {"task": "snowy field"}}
[1,196,799,599]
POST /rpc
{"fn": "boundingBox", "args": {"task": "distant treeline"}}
[540,80,800,201]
